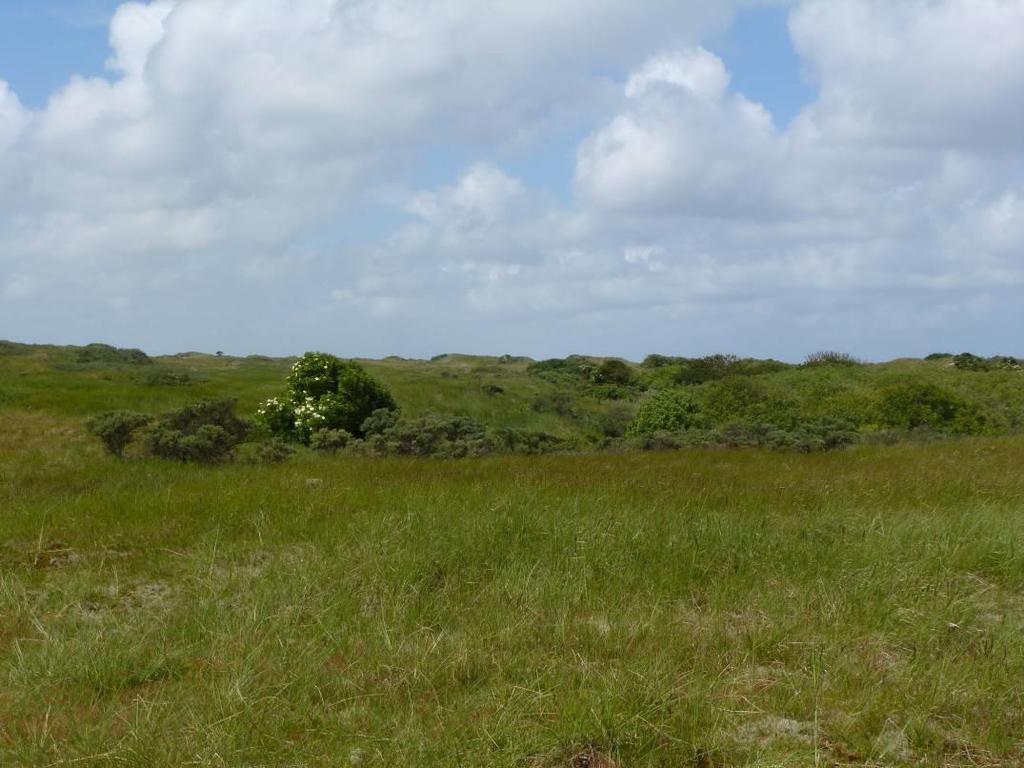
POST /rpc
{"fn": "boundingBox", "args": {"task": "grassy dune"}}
[2,402,1024,766]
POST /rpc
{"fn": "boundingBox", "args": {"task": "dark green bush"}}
[363,413,493,458]
[146,400,250,463]
[878,383,984,434]
[142,369,193,386]
[310,428,352,452]
[531,391,578,418]
[148,424,237,463]
[596,404,634,438]
[76,343,152,366]
[592,359,634,385]
[627,390,701,436]
[701,377,769,423]
[952,353,987,371]
[803,351,862,367]
[86,411,153,457]
[251,438,294,465]
[361,408,400,436]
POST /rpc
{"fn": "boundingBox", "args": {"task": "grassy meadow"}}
[2,342,1024,766]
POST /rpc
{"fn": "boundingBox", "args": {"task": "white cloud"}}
[1,0,1023,358]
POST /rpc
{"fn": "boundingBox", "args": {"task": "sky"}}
[0,0,1022,361]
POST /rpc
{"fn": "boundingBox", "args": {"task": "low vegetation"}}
[2,340,1024,765]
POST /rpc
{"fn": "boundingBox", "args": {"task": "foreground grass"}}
[2,411,1024,766]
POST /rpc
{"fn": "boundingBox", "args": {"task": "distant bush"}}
[701,377,769,423]
[592,359,634,385]
[596,404,634,438]
[257,352,397,443]
[86,411,153,457]
[661,355,791,385]
[925,353,953,361]
[489,428,566,455]
[953,353,1022,372]
[528,356,596,381]
[310,428,352,452]
[482,384,505,396]
[142,369,193,386]
[250,438,294,465]
[76,343,152,366]
[803,351,862,367]
[878,383,984,434]
[361,408,400,436]
[641,354,682,369]
[531,391,578,418]
[146,400,250,463]
[628,390,701,436]
[362,413,492,458]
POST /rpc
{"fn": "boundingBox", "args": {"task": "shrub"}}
[258,352,397,443]
[146,400,250,463]
[143,369,193,386]
[531,391,578,418]
[148,424,237,463]
[361,408,400,436]
[596,404,634,438]
[251,438,294,465]
[701,377,769,423]
[592,359,634,385]
[803,351,862,367]
[925,352,953,361]
[489,428,566,455]
[878,383,984,434]
[627,390,701,436]
[364,413,493,458]
[482,384,505,396]
[310,428,352,452]
[641,354,682,369]
[76,343,152,366]
[86,411,153,457]
[952,352,987,371]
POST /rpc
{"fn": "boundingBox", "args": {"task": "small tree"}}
[86,411,153,457]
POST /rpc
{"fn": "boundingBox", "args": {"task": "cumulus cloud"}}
[1,0,1023,357]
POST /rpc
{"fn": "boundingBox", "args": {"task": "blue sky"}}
[0,1,1021,360]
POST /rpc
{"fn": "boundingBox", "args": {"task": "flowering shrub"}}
[257,352,397,443]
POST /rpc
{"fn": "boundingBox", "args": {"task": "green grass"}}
[2,405,1024,766]
[2,342,1024,765]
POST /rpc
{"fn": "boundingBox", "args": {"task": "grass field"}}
[2,343,1024,766]
[3,405,1024,766]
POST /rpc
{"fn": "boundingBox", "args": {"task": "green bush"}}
[701,377,769,423]
[878,383,984,434]
[142,369,193,386]
[86,411,153,457]
[250,438,294,465]
[146,400,250,463]
[76,343,152,366]
[803,351,862,367]
[627,390,701,436]
[596,404,634,438]
[148,424,237,464]
[356,413,490,458]
[310,428,352,452]
[592,359,634,385]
